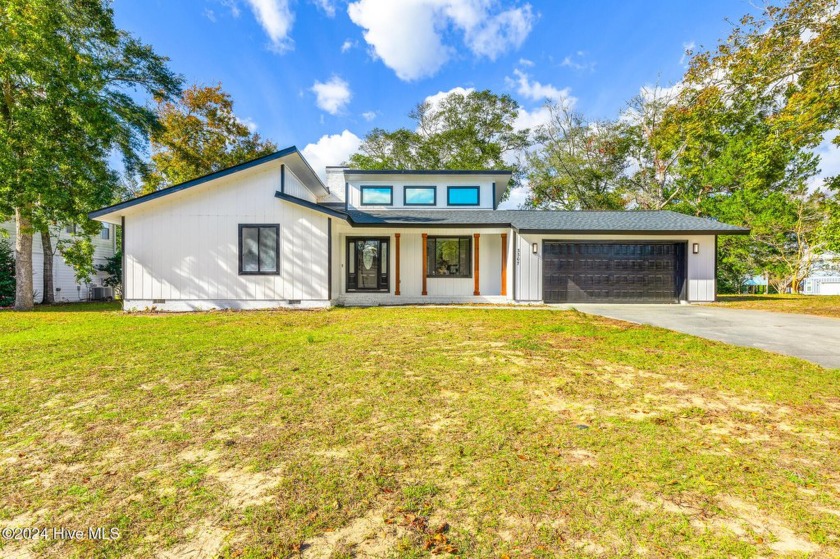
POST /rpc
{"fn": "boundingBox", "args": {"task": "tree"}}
[659,0,840,290]
[0,0,181,310]
[621,87,688,210]
[524,102,628,210]
[97,250,123,298]
[349,90,529,193]
[142,84,277,193]
[0,237,14,307]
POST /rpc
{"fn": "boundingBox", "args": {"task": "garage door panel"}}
[543,242,685,303]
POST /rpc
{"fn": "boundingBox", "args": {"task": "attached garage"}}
[542,241,687,303]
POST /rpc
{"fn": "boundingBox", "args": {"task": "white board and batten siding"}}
[1,221,116,303]
[122,162,330,311]
[514,234,717,303]
[332,224,513,305]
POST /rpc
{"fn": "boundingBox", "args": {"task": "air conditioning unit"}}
[91,286,113,301]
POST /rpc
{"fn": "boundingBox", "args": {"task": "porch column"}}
[395,233,401,296]
[421,233,428,296]
[500,233,508,296]
[473,233,481,296]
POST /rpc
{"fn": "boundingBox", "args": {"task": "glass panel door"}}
[347,238,389,291]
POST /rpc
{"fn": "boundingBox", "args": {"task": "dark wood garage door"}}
[542,242,687,303]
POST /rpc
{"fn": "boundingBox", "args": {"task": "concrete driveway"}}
[574,304,840,369]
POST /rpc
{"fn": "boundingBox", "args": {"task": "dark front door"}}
[347,238,389,292]
[542,242,687,303]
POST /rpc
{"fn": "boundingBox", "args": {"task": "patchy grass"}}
[711,294,840,319]
[0,304,839,558]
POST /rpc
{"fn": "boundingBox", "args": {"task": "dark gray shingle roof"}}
[344,209,749,234]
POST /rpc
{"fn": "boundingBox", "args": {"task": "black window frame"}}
[238,224,280,276]
[360,185,394,206]
[403,185,437,206]
[426,236,472,279]
[100,224,110,240]
[446,186,480,207]
[346,237,390,292]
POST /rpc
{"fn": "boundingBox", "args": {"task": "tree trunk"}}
[14,207,34,311]
[41,229,55,304]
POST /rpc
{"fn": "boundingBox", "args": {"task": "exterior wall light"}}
[692,243,700,254]
[532,243,538,254]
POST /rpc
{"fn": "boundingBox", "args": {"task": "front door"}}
[347,238,389,292]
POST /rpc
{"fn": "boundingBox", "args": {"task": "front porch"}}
[331,225,513,306]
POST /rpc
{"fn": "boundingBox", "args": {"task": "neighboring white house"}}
[1,221,117,303]
[802,251,840,295]
[89,147,749,311]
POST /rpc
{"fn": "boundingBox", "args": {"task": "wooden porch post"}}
[395,233,401,296]
[500,233,508,296]
[421,233,428,296]
[473,233,481,296]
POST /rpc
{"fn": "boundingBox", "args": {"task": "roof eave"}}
[89,146,327,221]
[516,228,751,235]
[275,192,350,221]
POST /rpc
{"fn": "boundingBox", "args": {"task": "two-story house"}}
[89,146,748,311]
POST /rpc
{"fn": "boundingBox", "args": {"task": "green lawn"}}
[711,294,840,319]
[1,304,839,558]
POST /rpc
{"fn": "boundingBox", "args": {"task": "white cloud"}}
[219,0,241,17]
[204,9,217,22]
[809,131,840,192]
[302,130,363,180]
[245,0,295,52]
[311,76,352,114]
[237,116,259,133]
[341,39,356,53]
[513,104,552,131]
[508,69,574,104]
[680,41,695,66]
[559,51,595,71]
[497,185,529,209]
[347,0,535,81]
[348,0,450,81]
[423,86,475,110]
[361,111,377,121]
[518,57,534,67]
[311,0,336,17]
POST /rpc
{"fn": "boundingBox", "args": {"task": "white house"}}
[89,147,749,311]
[1,221,117,303]
[801,252,840,295]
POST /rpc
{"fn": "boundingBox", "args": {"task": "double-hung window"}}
[239,224,279,275]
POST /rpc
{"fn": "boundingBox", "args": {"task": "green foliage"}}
[664,0,840,291]
[97,250,123,297]
[524,102,628,209]
[349,90,528,195]
[0,238,14,307]
[57,237,95,285]
[0,0,181,309]
[142,84,277,193]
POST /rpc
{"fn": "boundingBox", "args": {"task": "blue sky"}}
[113,0,769,204]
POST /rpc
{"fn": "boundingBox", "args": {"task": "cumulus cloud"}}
[311,76,352,114]
[508,68,574,104]
[361,111,377,121]
[341,39,356,53]
[245,0,295,52]
[347,0,535,81]
[302,130,363,180]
